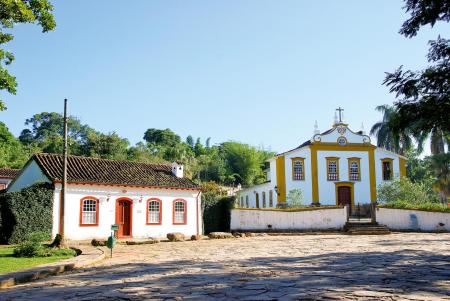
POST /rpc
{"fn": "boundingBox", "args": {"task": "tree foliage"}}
[399,0,450,38]
[0,0,56,110]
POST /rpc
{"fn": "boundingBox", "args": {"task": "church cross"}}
[336,107,344,123]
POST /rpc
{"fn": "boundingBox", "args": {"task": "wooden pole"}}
[60,99,68,246]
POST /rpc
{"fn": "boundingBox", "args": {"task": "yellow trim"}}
[276,156,286,203]
[326,157,340,181]
[335,182,355,209]
[369,149,377,202]
[310,143,376,151]
[309,142,377,203]
[347,157,361,181]
[291,157,305,181]
[311,148,319,203]
[381,158,394,181]
[399,157,407,178]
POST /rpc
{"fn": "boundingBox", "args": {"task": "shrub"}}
[202,191,235,234]
[13,231,50,257]
[377,178,439,205]
[377,178,449,212]
[287,189,303,208]
[0,183,54,244]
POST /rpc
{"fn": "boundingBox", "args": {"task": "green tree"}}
[186,135,194,148]
[0,121,29,168]
[0,0,56,110]
[83,131,129,160]
[220,141,274,186]
[143,128,180,147]
[370,105,413,155]
[19,112,90,155]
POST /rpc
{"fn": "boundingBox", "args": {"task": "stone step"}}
[344,223,391,235]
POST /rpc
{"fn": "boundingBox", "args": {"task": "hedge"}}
[202,192,235,234]
[0,183,54,244]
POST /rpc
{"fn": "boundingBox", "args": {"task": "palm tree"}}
[429,153,450,204]
[370,105,413,155]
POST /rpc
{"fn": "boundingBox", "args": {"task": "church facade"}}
[238,115,407,211]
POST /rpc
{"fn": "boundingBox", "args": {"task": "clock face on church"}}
[337,136,347,146]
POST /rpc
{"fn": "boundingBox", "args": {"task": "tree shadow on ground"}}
[0,249,449,300]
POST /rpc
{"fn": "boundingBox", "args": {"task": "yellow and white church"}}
[237,109,407,212]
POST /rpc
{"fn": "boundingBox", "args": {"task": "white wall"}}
[230,207,347,231]
[375,149,400,188]
[284,148,313,204]
[238,182,276,208]
[317,150,371,205]
[7,160,50,192]
[377,208,450,231]
[53,184,202,240]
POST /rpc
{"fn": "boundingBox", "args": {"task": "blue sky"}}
[1,1,448,153]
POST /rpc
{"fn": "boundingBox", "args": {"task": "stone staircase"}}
[344,219,391,235]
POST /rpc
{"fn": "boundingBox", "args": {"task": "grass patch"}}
[380,201,450,213]
[0,245,76,274]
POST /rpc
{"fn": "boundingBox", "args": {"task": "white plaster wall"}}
[316,127,370,144]
[53,184,201,240]
[375,149,400,188]
[7,160,50,192]
[317,151,371,205]
[237,182,276,208]
[377,208,450,231]
[230,208,347,230]
[284,148,313,204]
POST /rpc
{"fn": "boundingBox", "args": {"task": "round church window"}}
[337,137,347,146]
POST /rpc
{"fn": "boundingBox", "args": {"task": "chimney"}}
[172,161,184,178]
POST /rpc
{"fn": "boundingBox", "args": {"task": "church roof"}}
[0,168,20,179]
[32,153,199,190]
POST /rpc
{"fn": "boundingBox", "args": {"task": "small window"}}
[80,197,98,226]
[173,199,186,224]
[348,158,360,181]
[327,158,339,181]
[292,158,305,181]
[269,190,273,207]
[382,160,393,181]
[245,195,249,208]
[255,192,260,208]
[147,199,162,224]
[262,192,266,208]
[240,196,244,207]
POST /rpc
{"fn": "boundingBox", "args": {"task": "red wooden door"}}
[337,186,351,213]
[116,200,132,237]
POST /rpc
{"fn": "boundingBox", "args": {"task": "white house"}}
[238,111,407,214]
[0,168,20,190]
[8,153,202,241]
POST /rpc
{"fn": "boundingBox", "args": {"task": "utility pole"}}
[60,99,68,247]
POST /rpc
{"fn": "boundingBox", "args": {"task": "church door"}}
[116,199,132,238]
[337,186,352,214]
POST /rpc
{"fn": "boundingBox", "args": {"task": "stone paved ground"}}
[1,233,449,300]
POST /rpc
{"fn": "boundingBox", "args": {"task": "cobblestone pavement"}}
[1,233,449,300]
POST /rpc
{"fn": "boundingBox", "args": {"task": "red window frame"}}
[79,196,99,227]
[146,198,162,225]
[172,199,187,225]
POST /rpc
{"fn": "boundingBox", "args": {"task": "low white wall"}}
[377,207,450,231]
[230,207,347,231]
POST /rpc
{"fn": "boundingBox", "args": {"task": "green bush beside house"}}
[0,183,54,244]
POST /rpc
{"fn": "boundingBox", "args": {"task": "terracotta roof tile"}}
[33,153,199,190]
[0,168,20,179]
